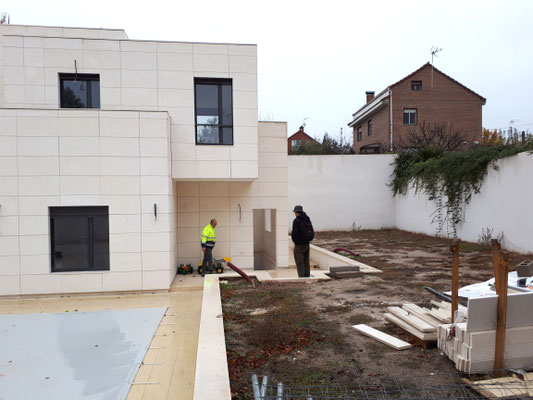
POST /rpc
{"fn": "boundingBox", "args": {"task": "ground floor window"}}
[50,206,110,272]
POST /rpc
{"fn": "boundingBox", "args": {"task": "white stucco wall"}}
[395,152,533,254]
[288,155,396,231]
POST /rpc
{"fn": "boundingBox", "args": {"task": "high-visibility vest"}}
[201,224,216,248]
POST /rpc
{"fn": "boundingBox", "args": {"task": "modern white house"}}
[0,24,289,296]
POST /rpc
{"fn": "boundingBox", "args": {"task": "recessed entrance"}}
[253,209,277,270]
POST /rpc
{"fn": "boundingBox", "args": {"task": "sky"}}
[2,0,532,139]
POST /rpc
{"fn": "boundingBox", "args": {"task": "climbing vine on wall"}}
[391,143,533,237]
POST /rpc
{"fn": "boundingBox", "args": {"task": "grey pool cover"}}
[0,307,167,400]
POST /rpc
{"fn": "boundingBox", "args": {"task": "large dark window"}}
[357,126,362,142]
[403,108,418,125]
[59,73,100,108]
[50,206,109,272]
[368,120,372,136]
[194,78,233,145]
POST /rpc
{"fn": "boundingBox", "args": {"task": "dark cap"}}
[293,205,304,212]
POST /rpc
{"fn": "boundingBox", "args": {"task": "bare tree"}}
[396,121,468,152]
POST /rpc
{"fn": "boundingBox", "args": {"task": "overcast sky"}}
[3,0,532,139]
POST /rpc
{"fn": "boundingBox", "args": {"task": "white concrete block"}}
[259,137,287,153]
[140,117,169,138]
[258,152,288,168]
[141,232,171,252]
[0,115,17,136]
[234,108,258,127]
[141,213,170,233]
[230,210,253,227]
[177,227,200,243]
[24,85,45,105]
[230,241,253,257]
[193,54,229,72]
[109,214,141,234]
[232,73,257,92]
[196,160,231,179]
[19,215,49,236]
[158,88,193,108]
[58,116,100,137]
[140,138,169,157]
[24,48,44,67]
[61,273,103,293]
[142,269,170,289]
[231,161,258,179]
[0,235,18,257]
[100,116,140,137]
[0,137,17,156]
[82,40,120,51]
[157,52,193,70]
[233,91,258,109]
[44,48,83,68]
[172,160,196,178]
[101,176,141,195]
[229,55,257,73]
[120,40,157,53]
[59,156,100,175]
[99,69,121,88]
[82,50,121,69]
[3,47,23,66]
[169,109,195,127]
[100,137,140,157]
[3,35,23,47]
[177,212,199,228]
[23,36,43,48]
[18,195,58,216]
[229,181,259,197]
[228,45,256,56]
[18,156,59,176]
[44,37,82,50]
[172,142,196,161]
[59,137,99,156]
[59,195,102,206]
[230,144,258,161]
[19,234,49,256]
[259,182,288,197]
[141,157,169,176]
[60,176,101,195]
[26,26,63,36]
[19,176,59,196]
[120,69,158,88]
[101,87,121,107]
[0,177,18,196]
[120,51,157,70]
[20,254,51,275]
[109,252,142,271]
[109,232,141,253]
[98,156,140,176]
[177,182,199,196]
[259,167,287,182]
[0,216,18,236]
[140,176,171,195]
[199,182,230,197]
[102,271,142,291]
[120,88,158,107]
[4,84,25,104]
[199,196,230,212]
[63,28,100,39]
[4,66,25,85]
[158,70,193,89]
[141,195,171,215]
[259,196,289,211]
[0,196,19,215]
[157,42,193,53]
[102,195,141,215]
[0,275,20,295]
[193,43,228,55]
[17,113,59,136]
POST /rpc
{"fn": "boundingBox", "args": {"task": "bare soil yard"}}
[222,229,530,399]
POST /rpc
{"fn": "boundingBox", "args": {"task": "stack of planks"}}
[383,300,462,342]
[438,292,533,373]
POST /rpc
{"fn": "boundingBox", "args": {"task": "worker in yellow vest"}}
[200,219,217,276]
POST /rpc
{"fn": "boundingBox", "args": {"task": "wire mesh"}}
[250,370,533,399]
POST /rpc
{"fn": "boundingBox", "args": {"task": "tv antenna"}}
[430,46,443,87]
[302,117,309,128]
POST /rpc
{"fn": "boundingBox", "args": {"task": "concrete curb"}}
[193,275,231,400]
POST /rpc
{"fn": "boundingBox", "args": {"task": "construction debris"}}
[352,324,412,350]
[328,266,362,279]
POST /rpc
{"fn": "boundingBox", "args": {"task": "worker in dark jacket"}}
[291,205,314,277]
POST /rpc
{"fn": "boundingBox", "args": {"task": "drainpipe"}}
[388,88,393,152]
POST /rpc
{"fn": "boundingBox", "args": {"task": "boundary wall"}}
[288,153,533,254]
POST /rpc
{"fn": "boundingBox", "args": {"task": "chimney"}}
[299,125,304,132]
[366,91,375,103]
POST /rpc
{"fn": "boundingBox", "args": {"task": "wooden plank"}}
[401,304,442,328]
[426,307,452,323]
[494,252,509,371]
[384,313,437,341]
[352,324,412,350]
[451,240,460,323]
[386,306,435,332]
[463,376,529,399]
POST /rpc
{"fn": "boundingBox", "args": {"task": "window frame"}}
[49,206,110,273]
[368,120,372,136]
[357,126,363,142]
[59,73,100,109]
[291,139,302,151]
[411,80,422,91]
[194,78,234,146]
[403,108,418,125]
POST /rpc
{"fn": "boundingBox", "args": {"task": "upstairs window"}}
[411,80,422,91]
[403,108,418,125]
[368,120,373,136]
[50,206,110,272]
[357,126,363,142]
[291,139,301,151]
[60,73,100,108]
[195,78,233,145]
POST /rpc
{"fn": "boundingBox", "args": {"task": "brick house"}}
[287,126,318,154]
[348,63,486,154]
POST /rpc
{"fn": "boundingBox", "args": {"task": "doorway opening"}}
[252,209,277,270]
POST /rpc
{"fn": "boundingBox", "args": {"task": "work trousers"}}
[293,244,310,277]
[202,246,214,275]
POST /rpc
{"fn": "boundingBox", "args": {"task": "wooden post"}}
[493,251,509,371]
[491,239,501,293]
[450,240,460,323]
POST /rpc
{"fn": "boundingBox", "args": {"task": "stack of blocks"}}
[438,292,533,373]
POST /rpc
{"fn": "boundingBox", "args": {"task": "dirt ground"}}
[222,229,530,399]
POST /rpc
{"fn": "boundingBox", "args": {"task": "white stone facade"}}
[0,24,288,296]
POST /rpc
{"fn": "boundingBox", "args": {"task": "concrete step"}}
[329,271,364,279]
[329,266,360,273]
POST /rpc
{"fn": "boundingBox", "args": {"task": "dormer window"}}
[411,80,422,91]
